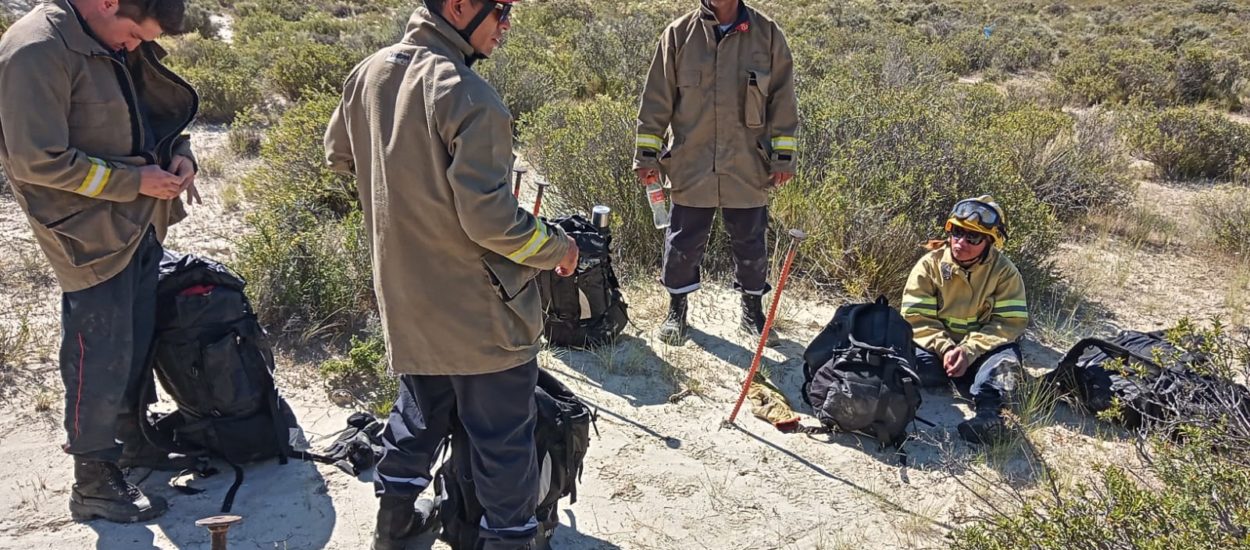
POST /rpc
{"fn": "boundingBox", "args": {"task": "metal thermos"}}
[591,205,611,229]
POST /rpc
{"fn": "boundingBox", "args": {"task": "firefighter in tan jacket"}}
[324,1,576,548]
[0,0,199,523]
[635,0,799,346]
[901,196,1029,445]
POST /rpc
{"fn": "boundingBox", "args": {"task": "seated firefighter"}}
[901,196,1029,445]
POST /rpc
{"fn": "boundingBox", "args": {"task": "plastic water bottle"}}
[645,183,671,229]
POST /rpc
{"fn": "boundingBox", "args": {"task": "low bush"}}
[182,0,219,39]
[165,37,262,123]
[227,106,268,158]
[1196,186,1250,259]
[1123,106,1250,180]
[952,323,1250,550]
[1174,45,1243,110]
[319,327,396,416]
[266,42,361,102]
[1054,38,1174,106]
[235,94,372,339]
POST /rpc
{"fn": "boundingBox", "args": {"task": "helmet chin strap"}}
[457,0,496,62]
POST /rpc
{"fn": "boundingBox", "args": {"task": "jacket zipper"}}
[95,53,145,159]
[142,43,200,166]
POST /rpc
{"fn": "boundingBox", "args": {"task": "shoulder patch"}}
[385,51,412,66]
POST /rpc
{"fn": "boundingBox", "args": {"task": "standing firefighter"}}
[901,196,1029,445]
[0,0,199,523]
[635,0,799,346]
[324,0,578,548]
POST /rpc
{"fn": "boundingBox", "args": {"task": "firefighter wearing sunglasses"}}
[325,0,579,548]
[901,196,1029,445]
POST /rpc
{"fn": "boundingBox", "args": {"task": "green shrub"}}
[520,96,665,269]
[319,328,396,416]
[1054,38,1174,106]
[0,13,11,39]
[1196,186,1250,258]
[1123,106,1250,180]
[1174,45,1242,109]
[243,93,357,215]
[987,107,1134,220]
[165,37,262,123]
[266,42,360,102]
[952,323,1250,550]
[182,0,219,39]
[236,94,371,338]
[227,106,268,158]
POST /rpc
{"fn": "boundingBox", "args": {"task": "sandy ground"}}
[0,125,1239,549]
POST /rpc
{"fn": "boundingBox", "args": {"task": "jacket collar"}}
[402,5,477,64]
[43,0,111,57]
[941,245,996,275]
[699,1,751,31]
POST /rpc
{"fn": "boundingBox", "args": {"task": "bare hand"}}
[169,155,201,205]
[770,172,794,188]
[636,167,660,186]
[554,235,579,277]
[137,165,183,200]
[944,347,970,378]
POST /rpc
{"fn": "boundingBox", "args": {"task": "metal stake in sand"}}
[196,515,243,550]
[723,228,807,428]
[512,167,527,198]
[532,180,551,216]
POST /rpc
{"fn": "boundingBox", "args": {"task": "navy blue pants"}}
[913,343,1022,404]
[661,205,770,295]
[376,360,540,550]
[59,227,162,461]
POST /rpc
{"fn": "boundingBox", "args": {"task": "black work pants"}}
[661,205,770,295]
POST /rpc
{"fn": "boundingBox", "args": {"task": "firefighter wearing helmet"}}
[901,196,1029,445]
[325,0,578,548]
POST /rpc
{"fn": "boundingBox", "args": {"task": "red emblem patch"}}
[736,22,750,33]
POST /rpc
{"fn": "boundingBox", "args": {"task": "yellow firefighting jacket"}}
[901,246,1029,364]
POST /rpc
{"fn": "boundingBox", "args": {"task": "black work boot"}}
[373,495,438,550]
[116,414,201,471]
[739,294,778,347]
[957,398,1012,446]
[658,293,689,345]
[70,459,168,523]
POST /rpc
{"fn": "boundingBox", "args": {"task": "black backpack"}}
[1045,330,1250,431]
[144,252,309,511]
[435,369,594,549]
[801,296,922,449]
[537,215,628,348]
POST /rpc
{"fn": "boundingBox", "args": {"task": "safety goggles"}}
[950,199,1000,229]
[493,2,512,23]
[949,226,988,246]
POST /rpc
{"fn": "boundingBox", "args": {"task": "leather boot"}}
[957,397,1012,446]
[739,294,778,347]
[373,495,437,550]
[657,293,689,345]
[69,458,167,523]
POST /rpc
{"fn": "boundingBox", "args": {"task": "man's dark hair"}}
[116,0,187,35]
[425,0,487,15]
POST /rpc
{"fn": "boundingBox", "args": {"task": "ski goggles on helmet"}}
[950,199,1001,229]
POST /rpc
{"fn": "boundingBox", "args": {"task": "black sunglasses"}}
[949,226,987,245]
[493,2,511,23]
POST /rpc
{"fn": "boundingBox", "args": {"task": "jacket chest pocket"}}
[744,69,770,128]
[68,99,129,129]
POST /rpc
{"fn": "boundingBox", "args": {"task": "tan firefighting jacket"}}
[634,1,799,209]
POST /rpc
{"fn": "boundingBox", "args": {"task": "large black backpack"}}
[144,252,308,511]
[537,215,628,348]
[1045,330,1250,431]
[801,297,922,449]
[435,369,594,549]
